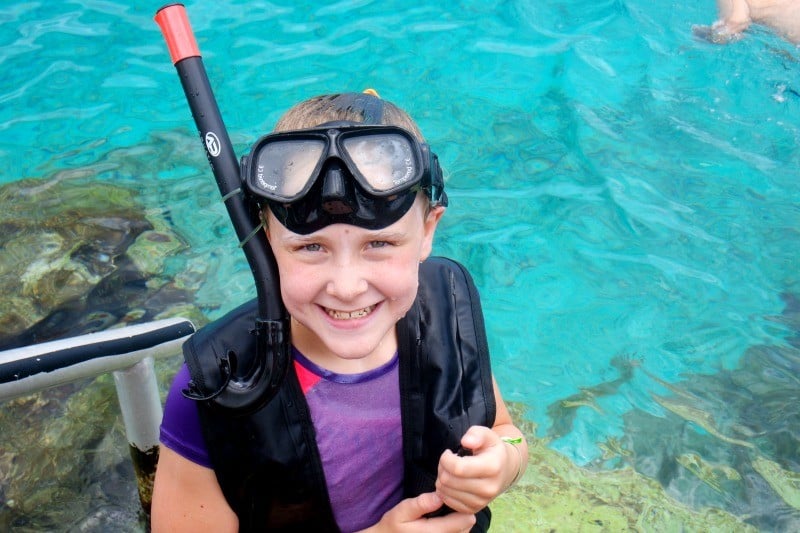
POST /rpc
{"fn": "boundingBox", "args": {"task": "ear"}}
[419,205,445,261]
[261,208,272,242]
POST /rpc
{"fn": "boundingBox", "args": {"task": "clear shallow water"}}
[2,0,800,529]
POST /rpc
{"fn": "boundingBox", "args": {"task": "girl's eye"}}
[302,243,322,252]
[369,240,391,249]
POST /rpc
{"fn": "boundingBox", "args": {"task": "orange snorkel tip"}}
[154,3,200,64]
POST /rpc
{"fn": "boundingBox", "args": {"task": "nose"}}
[321,161,356,215]
[326,259,369,301]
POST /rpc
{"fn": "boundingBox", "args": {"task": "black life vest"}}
[183,257,496,532]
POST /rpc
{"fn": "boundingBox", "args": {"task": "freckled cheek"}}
[383,275,419,318]
[278,268,324,309]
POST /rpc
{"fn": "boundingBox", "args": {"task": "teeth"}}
[327,305,375,320]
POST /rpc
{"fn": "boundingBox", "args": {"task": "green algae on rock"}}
[0,174,209,529]
[491,403,756,532]
[752,455,800,511]
[0,177,194,350]
[0,376,138,531]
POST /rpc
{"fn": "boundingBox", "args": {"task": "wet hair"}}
[273,92,425,141]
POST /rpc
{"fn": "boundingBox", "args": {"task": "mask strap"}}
[359,88,384,124]
[330,91,385,125]
[221,187,241,203]
[220,186,264,246]
[239,219,265,248]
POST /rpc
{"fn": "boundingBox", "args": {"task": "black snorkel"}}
[155,4,289,413]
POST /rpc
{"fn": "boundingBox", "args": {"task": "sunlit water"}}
[2,0,799,530]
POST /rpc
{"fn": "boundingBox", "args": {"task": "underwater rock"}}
[546,354,636,441]
[490,402,755,532]
[540,292,800,530]
[676,453,742,494]
[0,175,209,530]
[616,298,800,530]
[652,394,755,450]
[0,177,196,350]
[0,375,132,531]
[752,455,800,511]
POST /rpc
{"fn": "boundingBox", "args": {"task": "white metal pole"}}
[113,356,163,515]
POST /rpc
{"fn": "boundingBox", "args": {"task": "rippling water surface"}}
[2,0,800,530]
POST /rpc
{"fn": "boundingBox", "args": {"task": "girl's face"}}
[265,197,444,373]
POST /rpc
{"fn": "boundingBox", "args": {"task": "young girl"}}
[151,91,527,533]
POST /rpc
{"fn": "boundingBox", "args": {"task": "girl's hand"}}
[360,492,475,533]
[435,426,522,514]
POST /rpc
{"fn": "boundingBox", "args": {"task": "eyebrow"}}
[368,230,406,240]
[280,234,318,246]
[280,229,407,245]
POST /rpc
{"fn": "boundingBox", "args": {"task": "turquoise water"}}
[3,0,800,528]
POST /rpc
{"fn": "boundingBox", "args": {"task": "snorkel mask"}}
[241,94,448,234]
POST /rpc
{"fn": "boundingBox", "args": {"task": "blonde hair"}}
[273,92,425,141]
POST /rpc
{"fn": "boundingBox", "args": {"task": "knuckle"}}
[451,460,468,477]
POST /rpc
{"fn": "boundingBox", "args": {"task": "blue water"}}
[3,0,800,527]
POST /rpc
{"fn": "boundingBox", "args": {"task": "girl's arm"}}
[490,379,529,486]
[694,0,751,44]
[151,446,238,533]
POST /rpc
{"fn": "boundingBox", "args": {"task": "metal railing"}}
[0,317,196,514]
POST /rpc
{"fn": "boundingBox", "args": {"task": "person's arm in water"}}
[435,377,528,515]
[715,0,753,34]
[150,446,238,533]
[693,0,751,43]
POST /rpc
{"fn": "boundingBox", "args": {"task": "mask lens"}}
[254,138,326,199]
[342,133,419,193]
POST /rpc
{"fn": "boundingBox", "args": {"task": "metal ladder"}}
[0,318,196,515]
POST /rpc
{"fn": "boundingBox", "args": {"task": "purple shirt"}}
[160,348,403,532]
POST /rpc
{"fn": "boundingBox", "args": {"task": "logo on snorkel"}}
[205,132,221,157]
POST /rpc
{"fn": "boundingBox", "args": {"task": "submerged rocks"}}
[0,176,203,350]
[491,403,756,532]
[0,374,147,532]
[0,175,209,530]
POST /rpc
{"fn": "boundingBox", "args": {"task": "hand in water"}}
[692,21,745,44]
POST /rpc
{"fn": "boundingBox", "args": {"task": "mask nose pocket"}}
[321,161,356,215]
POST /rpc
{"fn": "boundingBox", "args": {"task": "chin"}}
[325,340,383,360]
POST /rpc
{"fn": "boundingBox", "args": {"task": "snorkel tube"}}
[155,4,289,413]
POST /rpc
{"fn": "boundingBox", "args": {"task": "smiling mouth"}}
[325,304,376,320]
